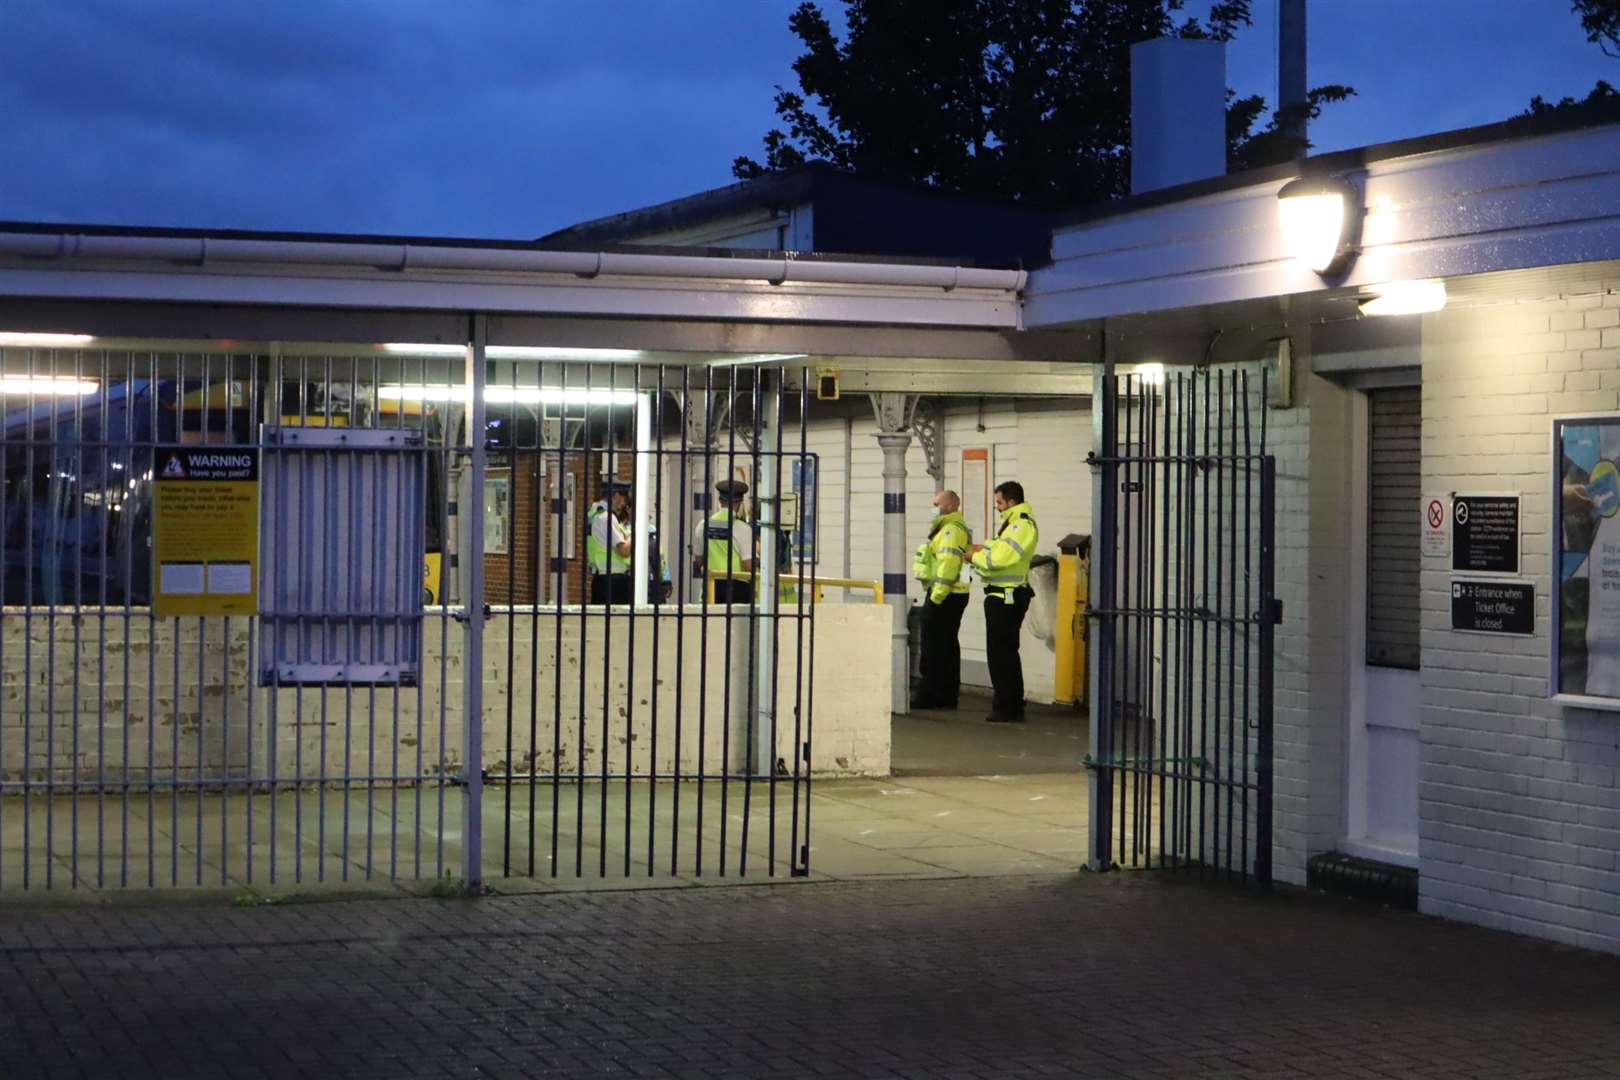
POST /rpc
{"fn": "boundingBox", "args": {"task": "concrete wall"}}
[1420,290,1620,953]
[0,603,890,786]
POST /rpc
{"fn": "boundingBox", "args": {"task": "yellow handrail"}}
[705,571,884,604]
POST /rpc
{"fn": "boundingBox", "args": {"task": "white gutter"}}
[0,231,1028,294]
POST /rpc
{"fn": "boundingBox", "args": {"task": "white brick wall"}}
[1421,290,1620,954]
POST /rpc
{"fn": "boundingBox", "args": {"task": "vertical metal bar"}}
[798,418,818,877]
[1173,372,1188,868]
[1226,372,1240,878]
[1157,374,1172,870]
[96,348,110,888]
[719,366,740,877]
[601,362,616,878]
[1256,454,1275,888]
[739,368,762,876]
[576,362,591,878]
[1241,369,1253,883]
[504,362,517,878]
[244,355,260,885]
[767,366,787,874]
[461,317,488,889]
[648,364,665,876]
[696,364,714,877]
[789,366,809,875]
[673,365,694,876]
[1118,374,1133,867]
[436,353,451,879]
[622,364,637,876]
[1213,370,1227,876]
[121,354,138,887]
[146,352,159,886]
[1086,357,1116,873]
[526,374,543,878]
[46,346,59,889]
[1198,370,1210,874]
[550,368,567,877]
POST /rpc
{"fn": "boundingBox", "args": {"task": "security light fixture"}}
[0,332,95,347]
[378,384,642,406]
[0,376,99,396]
[1358,279,1447,317]
[1134,362,1167,386]
[1276,175,1361,276]
[381,344,646,361]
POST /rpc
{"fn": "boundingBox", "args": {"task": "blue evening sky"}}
[1,1,1612,238]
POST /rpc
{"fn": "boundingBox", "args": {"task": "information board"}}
[1451,579,1534,636]
[152,447,260,617]
[1452,493,1519,574]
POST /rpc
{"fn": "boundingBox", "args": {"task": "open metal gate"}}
[0,333,816,891]
[1087,365,1276,885]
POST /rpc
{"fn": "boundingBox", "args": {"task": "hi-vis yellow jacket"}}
[970,502,1038,600]
[913,511,971,605]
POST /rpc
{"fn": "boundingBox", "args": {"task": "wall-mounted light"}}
[0,376,99,396]
[1276,175,1361,277]
[1358,279,1447,317]
[0,332,95,347]
[381,343,646,361]
[378,384,642,406]
[1134,362,1167,386]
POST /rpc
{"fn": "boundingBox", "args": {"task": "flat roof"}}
[1055,102,1620,228]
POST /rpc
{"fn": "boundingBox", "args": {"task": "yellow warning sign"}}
[152,447,260,617]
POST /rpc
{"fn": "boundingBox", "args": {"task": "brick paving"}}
[0,873,1618,1079]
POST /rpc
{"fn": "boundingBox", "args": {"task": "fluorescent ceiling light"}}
[381,343,645,361]
[1276,177,1359,276]
[1134,362,1166,386]
[0,376,99,396]
[0,332,95,347]
[1359,280,1447,317]
[378,385,642,406]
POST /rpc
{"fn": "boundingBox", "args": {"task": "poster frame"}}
[1550,411,1620,712]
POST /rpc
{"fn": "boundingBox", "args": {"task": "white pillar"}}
[871,393,915,717]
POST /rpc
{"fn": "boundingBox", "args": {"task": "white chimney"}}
[1130,38,1227,195]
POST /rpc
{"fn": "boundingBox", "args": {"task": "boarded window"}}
[1367,386,1421,669]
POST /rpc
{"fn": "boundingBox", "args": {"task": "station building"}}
[0,46,1617,955]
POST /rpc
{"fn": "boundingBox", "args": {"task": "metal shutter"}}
[1367,386,1421,669]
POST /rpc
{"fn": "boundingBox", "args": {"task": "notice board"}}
[152,447,260,617]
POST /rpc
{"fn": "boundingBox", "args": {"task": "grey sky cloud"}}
[1,1,1615,238]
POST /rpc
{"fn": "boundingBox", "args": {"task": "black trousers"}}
[984,586,1033,716]
[915,592,969,708]
[589,573,632,604]
[712,579,754,605]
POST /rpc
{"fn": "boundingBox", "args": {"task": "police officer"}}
[699,479,754,604]
[911,489,971,710]
[586,480,633,604]
[970,480,1038,723]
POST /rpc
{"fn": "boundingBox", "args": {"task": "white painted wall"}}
[1419,287,1620,954]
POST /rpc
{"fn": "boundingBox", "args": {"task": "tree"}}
[733,0,1353,207]
[1574,0,1620,58]
[1521,3,1620,118]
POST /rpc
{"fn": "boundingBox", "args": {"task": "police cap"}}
[715,479,749,499]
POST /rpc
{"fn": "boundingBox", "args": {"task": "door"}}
[1347,384,1421,864]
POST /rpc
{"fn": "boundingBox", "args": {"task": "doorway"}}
[1345,382,1421,864]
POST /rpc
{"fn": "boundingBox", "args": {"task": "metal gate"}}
[0,333,816,891]
[1087,365,1276,885]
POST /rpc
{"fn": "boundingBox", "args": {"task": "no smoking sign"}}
[1422,495,1450,558]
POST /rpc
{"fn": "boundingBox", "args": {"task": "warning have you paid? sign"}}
[152,448,260,617]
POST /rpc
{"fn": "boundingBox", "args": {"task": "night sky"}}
[2,0,1613,239]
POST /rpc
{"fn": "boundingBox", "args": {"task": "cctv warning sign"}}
[152,448,260,617]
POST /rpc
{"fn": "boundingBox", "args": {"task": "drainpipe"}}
[871,393,916,716]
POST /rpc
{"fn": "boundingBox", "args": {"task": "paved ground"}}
[2,871,1619,1079]
[0,704,1088,898]
[893,692,1086,776]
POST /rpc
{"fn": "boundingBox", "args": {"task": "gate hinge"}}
[1268,598,1283,625]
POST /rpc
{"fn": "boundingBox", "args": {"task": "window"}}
[1366,386,1421,669]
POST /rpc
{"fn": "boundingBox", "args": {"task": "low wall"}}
[0,604,890,784]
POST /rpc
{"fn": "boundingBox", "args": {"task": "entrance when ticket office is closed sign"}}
[152,447,260,617]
